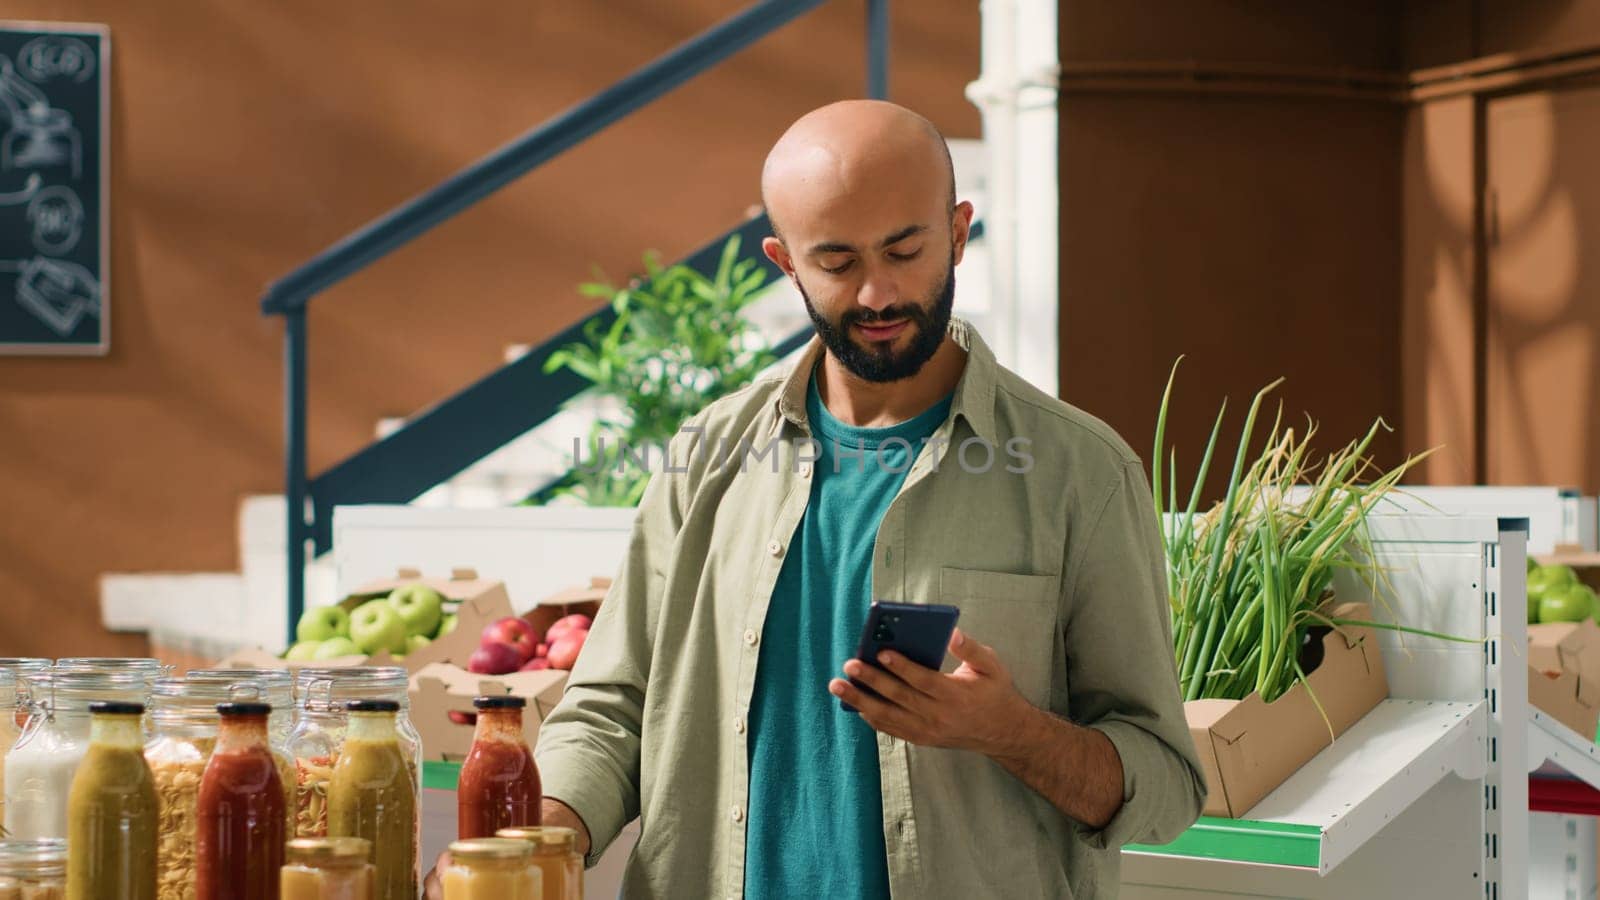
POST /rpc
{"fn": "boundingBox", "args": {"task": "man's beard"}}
[799,255,956,384]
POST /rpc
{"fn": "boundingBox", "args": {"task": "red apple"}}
[545,614,593,646]
[469,641,522,675]
[547,629,589,670]
[519,657,552,672]
[448,710,478,726]
[481,617,539,663]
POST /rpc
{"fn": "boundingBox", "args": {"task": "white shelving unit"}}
[1123,513,1528,899]
[1245,699,1486,874]
[1381,485,1597,553]
[1530,710,1600,788]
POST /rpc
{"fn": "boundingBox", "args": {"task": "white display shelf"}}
[1529,708,1600,787]
[1128,699,1486,875]
[1250,699,1486,873]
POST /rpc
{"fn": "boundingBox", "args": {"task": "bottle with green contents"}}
[327,699,415,900]
[66,700,157,900]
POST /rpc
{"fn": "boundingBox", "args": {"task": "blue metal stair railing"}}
[260,0,890,646]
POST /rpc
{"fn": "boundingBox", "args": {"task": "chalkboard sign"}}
[0,22,107,355]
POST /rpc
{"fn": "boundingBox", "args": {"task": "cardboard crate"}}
[218,567,514,675]
[1185,601,1389,819]
[408,577,611,760]
[1528,619,1600,739]
[521,576,608,639]
[409,663,569,762]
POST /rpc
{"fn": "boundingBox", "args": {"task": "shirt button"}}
[767,540,783,556]
[731,805,745,823]
[734,716,746,734]
[744,629,759,647]
[799,462,812,478]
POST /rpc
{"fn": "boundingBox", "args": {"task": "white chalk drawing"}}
[0,55,81,178]
[0,256,101,336]
[0,170,39,205]
[26,184,81,254]
[16,36,95,84]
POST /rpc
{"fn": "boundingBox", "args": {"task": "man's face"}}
[797,250,956,383]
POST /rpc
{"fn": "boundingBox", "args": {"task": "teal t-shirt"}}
[744,373,954,899]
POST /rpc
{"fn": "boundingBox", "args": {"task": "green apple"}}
[285,641,322,662]
[387,584,444,638]
[349,599,409,655]
[1539,584,1596,624]
[1530,565,1579,597]
[312,637,362,659]
[437,613,459,638]
[297,605,351,643]
[407,634,432,654]
[1529,593,1542,625]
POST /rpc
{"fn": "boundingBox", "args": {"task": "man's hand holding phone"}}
[830,614,1033,757]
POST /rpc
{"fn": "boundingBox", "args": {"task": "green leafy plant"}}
[1153,359,1458,707]
[535,235,778,506]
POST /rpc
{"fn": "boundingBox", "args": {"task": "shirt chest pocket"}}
[938,566,1060,706]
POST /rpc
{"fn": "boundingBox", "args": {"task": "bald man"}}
[505,101,1201,899]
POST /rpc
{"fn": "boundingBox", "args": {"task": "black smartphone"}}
[841,601,961,712]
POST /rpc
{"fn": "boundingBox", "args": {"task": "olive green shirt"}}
[535,319,1205,899]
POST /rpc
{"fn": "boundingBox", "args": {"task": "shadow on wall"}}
[1408,69,1600,495]
[1484,80,1600,493]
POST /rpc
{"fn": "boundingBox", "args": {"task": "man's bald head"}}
[761,100,955,240]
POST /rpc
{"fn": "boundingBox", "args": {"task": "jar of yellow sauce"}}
[280,837,374,900]
[442,838,539,900]
[496,827,582,900]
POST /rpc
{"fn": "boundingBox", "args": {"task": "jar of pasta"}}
[286,668,420,839]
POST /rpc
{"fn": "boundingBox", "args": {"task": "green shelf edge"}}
[423,760,461,791]
[426,763,1320,867]
[1126,816,1321,868]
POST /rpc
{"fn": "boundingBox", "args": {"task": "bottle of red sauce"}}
[197,701,285,900]
[457,696,541,839]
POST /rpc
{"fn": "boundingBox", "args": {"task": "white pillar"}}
[967,0,1059,395]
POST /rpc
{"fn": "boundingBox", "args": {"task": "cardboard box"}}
[217,567,514,674]
[1185,601,1389,819]
[1529,620,1600,684]
[520,576,608,637]
[1529,665,1600,738]
[409,662,569,761]
[1527,619,1600,738]
[407,577,610,761]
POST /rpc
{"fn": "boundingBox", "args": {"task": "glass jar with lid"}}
[0,661,52,731]
[442,838,539,900]
[497,827,583,900]
[144,677,218,900]
[185,669,294,745]
[51,658,169,676]
[286,667,420,838]
[0,673,19,830]
[0,838,67,899]
[3,670,148,840]
[280,837,373,900]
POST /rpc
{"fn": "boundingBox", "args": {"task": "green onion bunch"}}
[1153,360,1431,704]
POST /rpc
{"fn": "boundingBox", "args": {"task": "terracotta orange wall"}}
[1058,2,1406,502]
[0,1,980,656]
[1401,0,1600,489]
